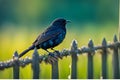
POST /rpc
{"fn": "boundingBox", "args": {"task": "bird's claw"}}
[54,50,59,54]
[48,52,55,57]
[54,51,63,59]
[47,53,58,64]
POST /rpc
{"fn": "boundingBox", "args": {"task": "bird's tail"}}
[19,45,35,58]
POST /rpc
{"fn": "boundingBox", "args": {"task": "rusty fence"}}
[0,35,120,79]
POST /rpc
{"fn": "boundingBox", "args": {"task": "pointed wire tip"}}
[72,39,77,45]
[113,34,118,42]
[88,39,94,47]
[71,40,78,50]
[13,51,19,60]
[102,38,107,46]
[13,51,18,57]
[71,40,78,46]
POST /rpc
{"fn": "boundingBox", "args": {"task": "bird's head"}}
[51,18,70,27]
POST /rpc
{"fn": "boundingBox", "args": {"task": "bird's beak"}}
[66,20,71,23]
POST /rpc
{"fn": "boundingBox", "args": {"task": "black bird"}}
[19,18,70,58]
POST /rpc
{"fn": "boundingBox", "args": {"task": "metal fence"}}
[0,35,120,79]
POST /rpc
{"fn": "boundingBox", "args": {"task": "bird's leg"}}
[51,48,59,53]
[45,49,50,53]
[45,49,54,57]
[51,48,62,59]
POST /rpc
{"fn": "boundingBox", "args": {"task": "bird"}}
[19,18,70,58]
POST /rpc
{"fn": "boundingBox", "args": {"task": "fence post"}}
[13,51,19,79]
[32,48,40,79]
[101,38,107,79]
[112,35,119,79]
[87,40,94,79]
[51,59,59,79]
[71,40,78,79]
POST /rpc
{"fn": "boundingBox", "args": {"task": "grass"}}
[0,23,118,79]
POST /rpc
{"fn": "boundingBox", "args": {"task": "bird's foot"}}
[54,50,59,53]
[48,52,55,57]
[46,52,58,64]
[51,48,63,59]
[54,50,63,59]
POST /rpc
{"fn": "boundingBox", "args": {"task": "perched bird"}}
[19,18,70,58]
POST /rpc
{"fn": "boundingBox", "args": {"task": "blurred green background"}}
[0,0,119,79]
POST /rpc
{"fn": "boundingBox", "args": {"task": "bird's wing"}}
[33,26,62,46]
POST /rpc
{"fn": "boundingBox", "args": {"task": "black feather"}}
[19,18,69,58]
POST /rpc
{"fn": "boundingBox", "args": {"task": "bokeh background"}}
[0,0,119,79]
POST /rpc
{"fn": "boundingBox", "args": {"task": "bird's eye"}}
[63,20,66,23]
